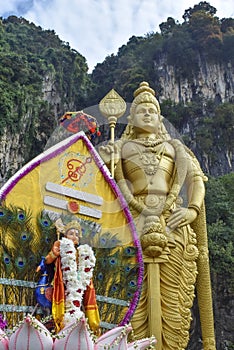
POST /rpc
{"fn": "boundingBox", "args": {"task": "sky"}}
[0,0,233,72]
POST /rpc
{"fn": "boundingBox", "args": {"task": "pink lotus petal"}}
[53,317,94,350]
[95,325,132,350]
[9,316,53,350]
[0,329,9,350]
[128,336,156,349]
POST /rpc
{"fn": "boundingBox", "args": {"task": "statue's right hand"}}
[99,142,120,164]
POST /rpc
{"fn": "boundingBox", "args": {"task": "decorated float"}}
[0,107,156,349]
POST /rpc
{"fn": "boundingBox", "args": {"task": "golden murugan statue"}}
[99,82,216,350]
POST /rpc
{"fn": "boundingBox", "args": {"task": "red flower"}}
[73,300,80,307]
[84,267,91,272]
[77,289,82,293]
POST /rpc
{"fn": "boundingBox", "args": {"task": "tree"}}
[205,174,234,277]
[182,1,217,22]
[220,18,234,33]
[188,11,222,51]
[213,103,234,160]
[163,27,198,79]
[159,17,176,36]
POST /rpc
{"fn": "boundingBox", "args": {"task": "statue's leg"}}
[160,229,198,350]
[160,245,183,350]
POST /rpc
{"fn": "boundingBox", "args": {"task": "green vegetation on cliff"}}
[0,15,92,159]
[90,1,234,102]
[206,173,234,280]
[89,2,234,179]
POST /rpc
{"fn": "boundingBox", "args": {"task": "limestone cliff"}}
[0,58,233,187]
[156,56,233,104]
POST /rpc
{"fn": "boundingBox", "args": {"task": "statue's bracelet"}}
[188,204,201,215]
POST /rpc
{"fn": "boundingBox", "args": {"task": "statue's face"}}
[133,102,160,134]
[65,228,80,245]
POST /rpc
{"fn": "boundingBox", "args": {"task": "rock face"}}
[0,58,233,187]
[0,130,25,187]
[156,56,234,104]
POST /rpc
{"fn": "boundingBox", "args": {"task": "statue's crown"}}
[133,81,156,98]
[130,82,160,116]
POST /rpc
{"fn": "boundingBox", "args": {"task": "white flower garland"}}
[60,238,96,326]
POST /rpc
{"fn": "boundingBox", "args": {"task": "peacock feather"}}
[0,204,59,326]
[35,211,57,258]
[0,205,56,284]
[1,249,13,275]
[0,205,33,277]
[93,239,140,327]
[0,205,13,228]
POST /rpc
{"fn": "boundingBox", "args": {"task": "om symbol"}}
[62,157,92,183]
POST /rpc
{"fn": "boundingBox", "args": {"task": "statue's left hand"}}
[166,207,197,230]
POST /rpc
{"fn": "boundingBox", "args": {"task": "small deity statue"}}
[42,219,100,334]
[99,82,216,350]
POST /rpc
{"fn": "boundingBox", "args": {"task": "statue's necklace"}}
[134,137,164,149]
[134,139,165,176]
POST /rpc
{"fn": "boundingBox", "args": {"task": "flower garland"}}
[60,238,96,326]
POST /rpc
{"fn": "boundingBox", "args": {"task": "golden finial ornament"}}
[99,89,126,176]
